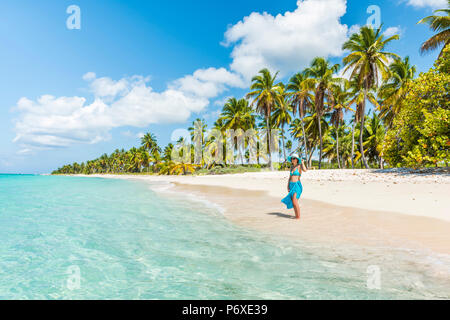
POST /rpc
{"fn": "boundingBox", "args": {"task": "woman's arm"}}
[301,159,307,172]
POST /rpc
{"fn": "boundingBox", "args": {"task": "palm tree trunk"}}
[317,116,323,169]
[336,127,341,169]
[360,88,369,169]
[281,125,287,163]
[351,119,356,169]
[308,146,315,168]
[300,115,308,168]
[266,116,273,170]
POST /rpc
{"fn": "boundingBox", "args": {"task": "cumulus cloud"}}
[223,0,349,79]
[404,0,447,9]
[13,69,238,149]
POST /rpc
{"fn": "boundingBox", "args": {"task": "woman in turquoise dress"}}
[281,154,307,219]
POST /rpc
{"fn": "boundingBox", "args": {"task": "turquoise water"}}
[0,174,449,299]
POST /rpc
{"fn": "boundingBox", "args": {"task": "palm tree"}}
[342,25,399,168]
[127,147,141,172]
[347,76,363,169]
[246,68,283,170]
[219,98,256,131]
[272,84,293,162]
[329,83,352,169]
[287,72,314,164]
[418,0,450,57]
[219,98,256,165]
[163,143,174,161]
[378,56,416,127]
[141,133,158,155]
[188,118,207,165]
[304,57,341,169]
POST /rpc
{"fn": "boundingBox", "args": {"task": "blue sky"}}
[0,0,444,173]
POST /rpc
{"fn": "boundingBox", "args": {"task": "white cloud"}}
[405,0,446,9]
[223,0,349,80]
[383,26,402,37]
[348,24,361,36]
[13,69,237,149]
[170,67,244,98]
[82,72,96,81]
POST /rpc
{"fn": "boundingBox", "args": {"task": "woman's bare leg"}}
[292,193,300,219]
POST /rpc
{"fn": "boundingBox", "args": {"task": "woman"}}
[281,154,307,219]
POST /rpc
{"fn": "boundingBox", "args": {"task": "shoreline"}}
[68,170,450,256]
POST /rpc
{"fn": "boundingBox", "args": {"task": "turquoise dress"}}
[281,167,303,209]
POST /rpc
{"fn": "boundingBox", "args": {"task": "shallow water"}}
[0,174,448,299]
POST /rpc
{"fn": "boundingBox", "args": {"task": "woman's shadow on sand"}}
[266,212,296,219]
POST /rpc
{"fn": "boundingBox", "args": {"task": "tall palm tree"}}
[219,98,256,165]
[418,0,450,57]
[272,84,293,162]
[342,25,399,168]
[287,72,314,163]
[246,68,283,170]
[347,76,364,169]
[304,57,341,169]
[378,56,416,127]
[329,83,352,169]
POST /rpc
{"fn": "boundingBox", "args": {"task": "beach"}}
[78,169,450,256]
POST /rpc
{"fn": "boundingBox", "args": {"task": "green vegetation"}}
[53,5,450,175]
[383,46,450,167]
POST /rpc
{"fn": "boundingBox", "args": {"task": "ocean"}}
[0,174,448,299]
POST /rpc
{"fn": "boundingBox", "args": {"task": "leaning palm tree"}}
[342,25,399,168]
[418,0,450,57]
[304,57,341,169]
[246,68,283,170]
[378,56,416,127]
[287,72,314,163]
[329,83,353,169]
